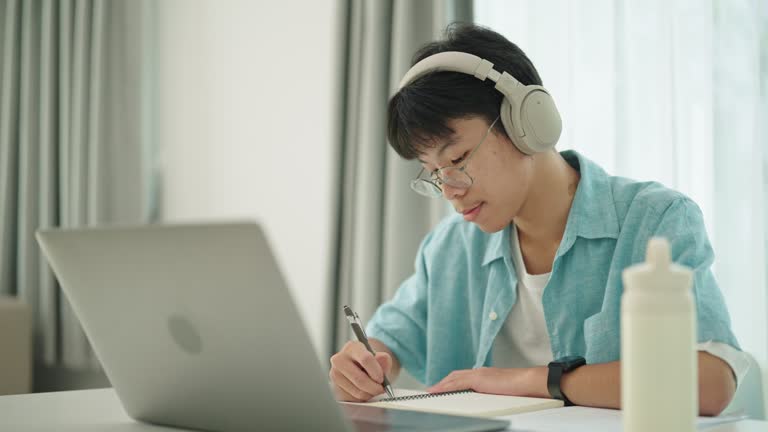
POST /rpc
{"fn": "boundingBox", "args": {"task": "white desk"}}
[0,388,765,432]
[0,388,174,431]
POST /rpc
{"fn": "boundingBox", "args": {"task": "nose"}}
[441,184,467,201]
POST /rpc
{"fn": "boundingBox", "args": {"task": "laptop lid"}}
[36,222,509,432]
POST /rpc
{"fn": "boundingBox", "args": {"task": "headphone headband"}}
[396,51,562,154]
[398,52,505,89]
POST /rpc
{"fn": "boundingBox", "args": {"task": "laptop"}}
[37,222,509,432]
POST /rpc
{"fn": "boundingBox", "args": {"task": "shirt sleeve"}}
[697,341,751,388]
[653,198,740,350]
[365,232,433,383]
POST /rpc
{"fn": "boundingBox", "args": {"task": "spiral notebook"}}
[346,389,564,418]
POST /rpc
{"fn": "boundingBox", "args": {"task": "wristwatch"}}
[547,356,586,406]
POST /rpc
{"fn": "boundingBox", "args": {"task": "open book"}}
[345,389,564,418]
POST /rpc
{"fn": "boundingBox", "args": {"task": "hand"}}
[427,366,548,398]
[329,341,393,402]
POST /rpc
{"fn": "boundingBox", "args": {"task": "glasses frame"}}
[410,116,501,198]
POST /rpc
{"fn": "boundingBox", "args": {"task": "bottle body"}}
[621,293,697,432]
[621,237,697,432]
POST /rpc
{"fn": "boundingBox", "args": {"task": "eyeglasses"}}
[410,116,500,198]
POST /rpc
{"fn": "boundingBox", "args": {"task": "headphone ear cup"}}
[518,89,562,153]
[500,97,537,155]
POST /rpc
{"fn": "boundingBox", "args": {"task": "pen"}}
[343,305,395,399]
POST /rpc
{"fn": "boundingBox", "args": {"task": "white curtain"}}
[476,0,767,410]
[0,0,155,377]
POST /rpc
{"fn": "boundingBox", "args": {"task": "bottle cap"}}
[646,237,671,269]
[622,237,692,292]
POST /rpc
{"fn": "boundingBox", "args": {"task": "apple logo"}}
[167,314,203,355]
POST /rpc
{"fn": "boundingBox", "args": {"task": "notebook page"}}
[362,389,563,417]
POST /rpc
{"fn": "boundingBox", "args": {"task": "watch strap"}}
[547,356,585,406]
[546,363,574,406]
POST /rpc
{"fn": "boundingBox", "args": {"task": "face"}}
[417,117,535,233]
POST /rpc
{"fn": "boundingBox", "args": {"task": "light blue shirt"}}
[366,150,740,386]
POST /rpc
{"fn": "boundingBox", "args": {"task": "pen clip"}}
[343,305,357,324]
[343,305,369,337]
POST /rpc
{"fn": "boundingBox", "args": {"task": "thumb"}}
[374,352,392,376]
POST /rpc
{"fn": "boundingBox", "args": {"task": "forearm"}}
[559,360,620,409]
[556,352,735,416]
[370,338,402,381]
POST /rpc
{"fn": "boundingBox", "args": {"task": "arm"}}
[429,351,736,416]
[330,228,434,402]
[330,234,430,401]
[560,351,736,416]
[554,199,738,415]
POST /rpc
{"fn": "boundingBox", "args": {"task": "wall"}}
[154,0,342,359]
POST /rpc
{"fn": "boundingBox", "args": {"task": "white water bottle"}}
[621,237,697,432]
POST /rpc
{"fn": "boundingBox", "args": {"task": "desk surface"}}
[0,388,764,432]
[0,388,174,431]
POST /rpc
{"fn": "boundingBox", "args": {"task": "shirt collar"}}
[482,224,511,266]
[481,150,619,266]
[556,150,620,255]
[560,150,619,239]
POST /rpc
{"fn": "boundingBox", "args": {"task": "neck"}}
[513,151,580,245]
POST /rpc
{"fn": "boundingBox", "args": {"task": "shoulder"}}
[564,151,702,236]
[609,176,700,228]
[607,176,711,266]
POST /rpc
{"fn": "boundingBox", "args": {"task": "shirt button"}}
[489,311,498,321]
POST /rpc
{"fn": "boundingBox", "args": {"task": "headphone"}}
[397,51,562,155]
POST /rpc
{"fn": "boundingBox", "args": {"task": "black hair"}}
[387,23,543,159]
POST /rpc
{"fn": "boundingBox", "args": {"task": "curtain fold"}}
[0,0,153,375]
[330,0,473,383]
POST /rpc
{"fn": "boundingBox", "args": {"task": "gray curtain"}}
[0,0,153,377]
[330,0,473,382]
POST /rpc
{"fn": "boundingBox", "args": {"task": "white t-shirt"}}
[492,226,749,386]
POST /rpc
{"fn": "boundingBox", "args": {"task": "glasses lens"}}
[439,167,473,188]
[410,179,442,197]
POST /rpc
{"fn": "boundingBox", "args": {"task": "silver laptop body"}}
[37,222,509,432]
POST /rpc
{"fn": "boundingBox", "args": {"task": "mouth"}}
[460,203,484,222]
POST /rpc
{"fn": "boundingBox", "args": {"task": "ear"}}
[498,131,527,157]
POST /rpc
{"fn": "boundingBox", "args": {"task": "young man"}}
[328,23,746,416]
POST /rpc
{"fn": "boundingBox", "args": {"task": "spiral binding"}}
[382,389,473,402]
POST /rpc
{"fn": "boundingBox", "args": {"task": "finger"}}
[428,372,469,393]
[333,381,369,402]
[374,352,392,375]
[331,367,374,401]
[336,356,386,396]
[429,378,465,394]
[427,377,451,393]
[348,346,385,384]
[340,342,386,387]
[330,368,374,402]
[333,386,361,402]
